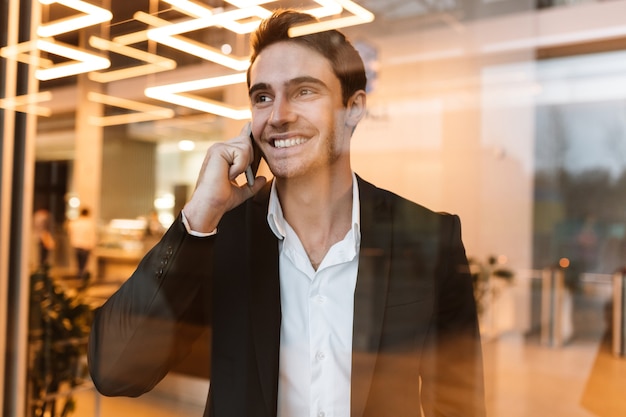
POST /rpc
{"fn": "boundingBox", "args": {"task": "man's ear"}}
[345,90,367,129]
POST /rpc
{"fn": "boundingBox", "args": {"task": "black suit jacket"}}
[88,176,485,417]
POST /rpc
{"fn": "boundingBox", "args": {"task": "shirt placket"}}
[310,272,332,417]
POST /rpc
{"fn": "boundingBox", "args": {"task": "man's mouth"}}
[273,137,308,149]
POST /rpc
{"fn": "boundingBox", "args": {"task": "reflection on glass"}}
[7,2,626,417]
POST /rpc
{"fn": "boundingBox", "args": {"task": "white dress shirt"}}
[182,175,361,416]
[267,174,361,417]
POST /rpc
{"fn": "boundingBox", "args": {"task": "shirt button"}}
[315,295,326,304]
[318,412,325,417]
[315,351,326,361]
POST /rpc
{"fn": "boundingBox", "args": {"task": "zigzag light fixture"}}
[143,0,374,119]
[88,36,177,83]
[0,0,113,82]
[288,0,375,37]
[37,0,113,37]
[145,73,251,120]
[0,38,111,81]
[146,3,268,71]
[0,40,53,68]
[0,92,52,117]
[87,92,175,126]
[36,38,111,80]
[147,0,373,70]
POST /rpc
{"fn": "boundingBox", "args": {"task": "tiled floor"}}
[73,388,205,417]
[52,272,626,417]
[65,331,626,417]
[483,334,620,417]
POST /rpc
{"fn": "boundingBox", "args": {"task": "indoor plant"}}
[28,267,93,417]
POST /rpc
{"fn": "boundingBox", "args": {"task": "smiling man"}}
[88,9,486,417]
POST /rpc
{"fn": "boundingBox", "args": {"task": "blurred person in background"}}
[33,207,55,269]
[146,210,165,237]
[67,207,97,284]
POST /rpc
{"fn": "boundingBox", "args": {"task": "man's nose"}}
[269,96,296,126]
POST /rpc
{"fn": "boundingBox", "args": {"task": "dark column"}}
[1,1,35,416]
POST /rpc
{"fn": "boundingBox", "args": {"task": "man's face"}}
[248,41,352,180]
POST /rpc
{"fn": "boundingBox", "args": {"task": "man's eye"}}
[299,88,313,96]
[254,94,272,104]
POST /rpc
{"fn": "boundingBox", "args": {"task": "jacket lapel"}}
[244,178,393,417]
[351,177,393,417]
[248,182,281,417]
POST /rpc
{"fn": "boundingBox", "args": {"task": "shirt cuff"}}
[181,210,217,237]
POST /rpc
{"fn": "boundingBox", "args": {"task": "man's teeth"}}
[274,137,307,148]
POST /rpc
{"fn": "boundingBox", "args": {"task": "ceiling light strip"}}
[89,112,173,126]
[306,0,343,19]
[146,72,247,93]
[288,0,374,37]
[145,5,273,68]
[146,93,251,120]
[335,0,375,20]
[37,0,113,37]
[162,0,213,18]
[0,92,52,117]
[88,91,173,113]
[289,15,372,37]
[218,7,272,34]
[88,36,177,83]
[147,15,252,70]
[154,34,250,70]
[0,40,53,68]
[87,92,175,126]
[225,0,274,8]
[145,72,251,120]
[34,39,110,80]
[110,11,174,46]
[1,39,110,80]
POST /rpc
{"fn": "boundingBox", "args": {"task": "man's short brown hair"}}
[247,9,367,106]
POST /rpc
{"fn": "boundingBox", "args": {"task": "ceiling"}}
[32,0,550,158]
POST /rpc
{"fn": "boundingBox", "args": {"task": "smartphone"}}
[245,131,262,186]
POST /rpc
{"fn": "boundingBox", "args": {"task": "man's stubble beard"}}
[268,125,340,181]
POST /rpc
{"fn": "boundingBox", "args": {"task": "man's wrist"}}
[181,210,217,237]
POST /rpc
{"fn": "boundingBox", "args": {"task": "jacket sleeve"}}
[420,214,487,417]
[88,214,214,397]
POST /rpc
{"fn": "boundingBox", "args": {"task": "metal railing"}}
[540,267,571,348]
[612,268,626,358]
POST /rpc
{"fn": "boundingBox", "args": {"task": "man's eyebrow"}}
[249,82,270,98]
[248,76,329,97]
[288,76,329,89]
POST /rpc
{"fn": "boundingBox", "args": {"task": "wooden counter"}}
[94,247,145,281]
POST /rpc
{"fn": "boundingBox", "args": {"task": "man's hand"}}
[182,123,267,233]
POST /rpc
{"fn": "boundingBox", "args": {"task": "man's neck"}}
[276,170,354,269]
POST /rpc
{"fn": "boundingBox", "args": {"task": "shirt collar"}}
[267,172,361,244]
